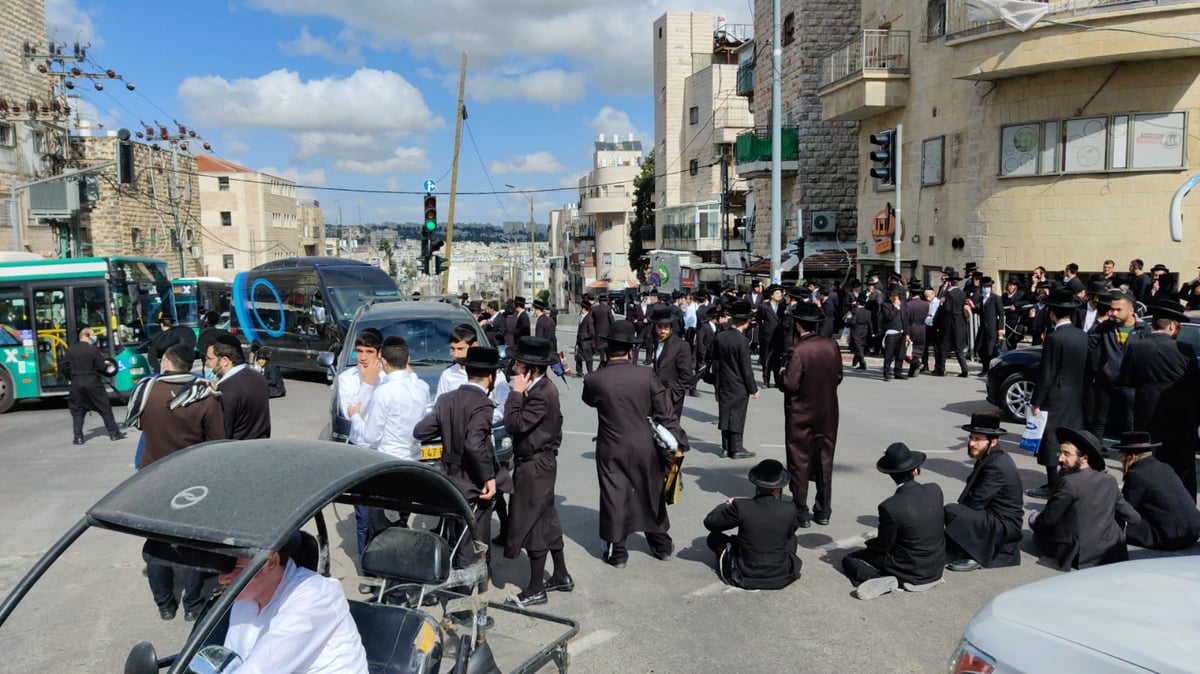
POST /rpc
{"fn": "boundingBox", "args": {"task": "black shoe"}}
[602,549,627,568]
[110,431,127,441]
[159,606,177,621]
[492,532,507,545]
[544,575,575,593]
[814,515,830,526]
[946,557,982,572]
[1026,485,1053,499]
[506,590,548,608]
[930,370,945,377]
[184,610,200,622]
[651,542,674,561]
[882,375,891,381]
[449,611,495,629]
[796,514,812,529]
[894,373,905,379]
[957,372,970,378]
[726,450,756,459]
[73,437,85,446]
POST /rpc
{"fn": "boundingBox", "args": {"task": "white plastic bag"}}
[1019,408,1049,454]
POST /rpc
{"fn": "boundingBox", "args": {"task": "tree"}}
[378,238,398,279]
[628,150,654,284]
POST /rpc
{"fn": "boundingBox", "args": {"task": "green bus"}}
[171,277,232,336]
[0,255,172,413]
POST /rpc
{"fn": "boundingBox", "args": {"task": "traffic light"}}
[789,237,805,259]
[117,128,135,185]
[869,129,895,184]
[434,255,449,275]
[423,194,437,233]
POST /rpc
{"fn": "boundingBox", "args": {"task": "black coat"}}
[975,293,1002,359]
[905,298,929,349]
[1031,467,1140,570]
[757,301,782,359]
[944,449,1024,567]
[845,307,871,342]
[652,334,694,421]
[703,495,803,590]
[261,363,286,398]
[1123,455,1200,549]
[694,321,718,368]
[514,310,532,341]
[575,311,595,356]
[216,367,272,440]
[535,313,557,353]
[502,376,564,557]
[868,481,946,586]
[1032,323,1089,466]
[712,328,757,431]
[414,384,510,500]
[62,341,113,415]
[936,287,969,351]
[818,300,839,338]
[1002,290,1028,329]
[591,301,614,342]
[1088,319,1151,383]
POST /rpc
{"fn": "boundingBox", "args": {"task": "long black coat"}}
[1031,467,1139,570]
[937,287,969,352]
[818,300,838,338]
[652,333,694,421]
[216,367,272,440]
[62,341,113,415]
[975,294,1002,361]
[944,449,1024,567]
[846,307,870,343]
[868,481,946,585]
[694,321,718,369]
[712,328,757,432]
[582,360,683,542]
[1002,290,1028,330]
[414,384,509,501]
[502,376,564,558]
[1119,332,1200,497]
[905,298,929,351]
[1032,323,1088,466]
[535,313,558,353]
[514,310,532,341]
[757,301,782,361]
[591,301,614,346]
[575,311,595,359]
[703,495,803,590]
[1123,455,1200,549]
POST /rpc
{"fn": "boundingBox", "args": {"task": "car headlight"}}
[948,639,995,674]
[499,436,513,451]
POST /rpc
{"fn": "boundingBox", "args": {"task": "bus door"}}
[30,286,70,391]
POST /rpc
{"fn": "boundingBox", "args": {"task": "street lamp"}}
[505,184,536,299]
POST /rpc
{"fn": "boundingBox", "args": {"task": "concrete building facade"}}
[577,135,642,292]
[818,0,1200,285]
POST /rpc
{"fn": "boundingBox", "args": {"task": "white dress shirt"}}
[224,559,368,674]
[218,363,247,384]
[349,369,430,461]
[435,364,510,424]
[684,303,698,330]
[1084,305,1099,332]
[336,365,376,421]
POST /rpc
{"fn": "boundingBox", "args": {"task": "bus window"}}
[0,289,28,346]
[73,285,108,348]
[32,287,68,389]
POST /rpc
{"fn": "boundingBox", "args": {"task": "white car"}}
[950,557,1200,673]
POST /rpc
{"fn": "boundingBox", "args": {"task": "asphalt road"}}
[0,337,1185,673]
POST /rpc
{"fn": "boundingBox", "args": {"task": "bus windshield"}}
[108,259,172,344]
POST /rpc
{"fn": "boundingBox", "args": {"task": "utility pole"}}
[770,0,783,285]
[506,184,536,299]
[894,124,903,275]
[443,52,468,294]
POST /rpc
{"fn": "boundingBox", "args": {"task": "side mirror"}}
[185,645,243,674]
[316,352,335,371]
[124,642,158,674]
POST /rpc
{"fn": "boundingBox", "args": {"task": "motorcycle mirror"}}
[123,642,157,674]
[184,645,243,674]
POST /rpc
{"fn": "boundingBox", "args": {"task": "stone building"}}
[737,0,861,281]
[297,198,324,257]
[818,0,1200,285]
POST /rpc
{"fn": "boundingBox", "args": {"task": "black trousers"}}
[574,345,594,375]
[882,333,905,378]
[605,532,672,562]
[147,562,208,613]
[848,335,867,367]
[935,337,969,374]
[69,382,120,437]
[1089,380,1133,439]
[1126,519,1199,551]
[841,548,885,585]
[720,431,745,456]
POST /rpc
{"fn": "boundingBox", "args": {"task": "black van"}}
[229,257,400,371]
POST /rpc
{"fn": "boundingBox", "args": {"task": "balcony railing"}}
[819,30,910,90]
[734,126,800,164]
[946,0,1162,39]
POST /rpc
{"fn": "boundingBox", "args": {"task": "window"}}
[782,13,796,46]
[218,177,230,191]
[222,254,235,269]
[658,26,663,39]
[0,123,12,147]
[999,111,1184,177]
[689,159,699,176]
[220,211,232,227]
[30,130,47,153]
[689,106,699,125]
[925,0,946,39]
[130,227,142,249]
[921,136,944,186]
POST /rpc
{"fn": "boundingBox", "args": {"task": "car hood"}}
[980,558,1200,670]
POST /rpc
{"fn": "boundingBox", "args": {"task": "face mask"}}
[88,336,97,345]
[982,288,992,297]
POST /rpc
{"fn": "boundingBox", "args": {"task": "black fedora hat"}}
[606,320,641,345]
[765,283,785,296]
[514,296,527,307]
[649,305,675,324]
[455,346,502,371]
[1111,431,1161,453]
[1148,299,1188,324]
[1086,279,1110,297]
[789,301,823,325]
[876,442,926,474]
[748,459,789,489]
[509,336,558,367]
[786,285,808,300]
[1044,286,1083,311]
[1064,276,1086,294]
[888,283,905,295]
[980,276,995,287]
[1055,427,1106,471]
[729,300,753,320]
[945,270,963,281]
[532,298,549,311]
[961,411,1006,436]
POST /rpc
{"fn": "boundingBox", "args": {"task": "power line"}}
[463,118,514,220]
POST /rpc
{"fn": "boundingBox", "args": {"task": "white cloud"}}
[177,68,443,135]
[278,25,362,65]
[467,69,585,105]
[558,173,587,189]
[44,0,101,47]
[588,106,650,145]
[220,133,249,155]
[334,146,429,174]
[292,131,398,161]
[260,165,327,186]
[489,151,565,175]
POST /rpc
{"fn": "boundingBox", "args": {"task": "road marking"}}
[758,443,785,448]
[689,581,727,596]
[816,532,877,552]
[569,629,618,656]
[563,430,593,436]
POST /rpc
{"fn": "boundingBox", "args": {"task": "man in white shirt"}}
[335,328,384,562]
[348,336,429,462]
[218,542,368,674]
[436,324,510,423]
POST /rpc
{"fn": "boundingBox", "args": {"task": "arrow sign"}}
[423,179,437,193]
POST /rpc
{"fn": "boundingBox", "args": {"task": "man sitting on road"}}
[841,443,945,600]
[1113,431,1200,551]
[1029,428,1141,570]
[218,539,368,674]
[703,459,804,590]
[943,412,1024,572]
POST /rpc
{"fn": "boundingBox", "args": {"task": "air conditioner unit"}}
[810,211,836,234]
[190,246,203,259]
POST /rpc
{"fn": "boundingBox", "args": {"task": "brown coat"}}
[502,376,564,557]
[779,332,843,514]
[582,359,683,543]
[137,377,226,469]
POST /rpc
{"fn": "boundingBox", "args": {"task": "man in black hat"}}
[574,300,595,376]
[1118,299,1200,500]
[502,337,572,607]
[459,292,470,305]
[692,303,721,393]
[780,302,844,527]
[973,277,1003,375]
[1114,431,1200,551]
[757,285,784,386]
[1029,427,1140,570]
[511,296,532,342]
[414,346,511,568]
[711,300,758,459]
[626,292,647,362]
[252,345,286,399]
[844,294,870,371]
[933,270,970,377]
[864,276,884,356]
[1081,279,1109,332]
[1027,286,1088,499]
[817,286,838,339]
[878,284,909,381]
[147,314,197,374]
[591,293,615,366]
[703,459,803,590]
[1088,292,1149,440]
[905,283,929,377]
[944,412,1023,572]
[650,304,695,427]
[583,320,685,566]
[532,298,557,355]
[63,327,126,445]
[841,442,945,600]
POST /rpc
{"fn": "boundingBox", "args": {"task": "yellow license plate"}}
[420,445,443,461]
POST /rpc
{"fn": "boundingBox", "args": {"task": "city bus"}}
[171,277,232,336]
[0,255,171,413]
[230,257,399,371]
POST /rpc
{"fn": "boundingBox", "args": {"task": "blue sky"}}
[46,0,752,227]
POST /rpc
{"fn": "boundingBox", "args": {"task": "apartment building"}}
[195,155,303,279]
[818,0,1200,284]
[575,134,642,292]
[297,198,324,257]
[653,12,754,266]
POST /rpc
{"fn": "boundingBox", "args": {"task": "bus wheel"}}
[0,369,15,414]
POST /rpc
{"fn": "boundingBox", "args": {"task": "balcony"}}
[714,105,753,144]
[817,30,910,122]
[734,126,799,178]
[571,224,595,240]
[579,194,632,215]
[945,0,1200,79]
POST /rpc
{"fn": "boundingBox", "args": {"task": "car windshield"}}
[350,314,482,366]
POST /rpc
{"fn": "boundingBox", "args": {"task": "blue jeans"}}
[354,505,370,559]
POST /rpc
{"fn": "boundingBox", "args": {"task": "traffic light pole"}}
[894,124,903,275]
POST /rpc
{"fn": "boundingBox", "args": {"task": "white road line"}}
[758,443,786,448]
[568,629,618,656]
[688,581,727,597]
[816,532,876,552]
[563,430,594,436]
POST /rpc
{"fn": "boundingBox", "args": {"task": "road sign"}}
[423,179,437,193]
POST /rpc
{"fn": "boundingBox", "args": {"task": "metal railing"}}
[819,30,911,90]
[946,0,1165,39]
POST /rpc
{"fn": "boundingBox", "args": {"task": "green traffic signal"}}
[423,194,437,232]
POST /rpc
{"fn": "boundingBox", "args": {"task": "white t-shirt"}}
[435,364,509,425]
[224,560,368,674]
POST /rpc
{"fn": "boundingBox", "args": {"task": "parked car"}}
[986,320,1200,423]
[950,557,1199,674]
[318,299,512,463]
